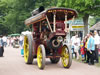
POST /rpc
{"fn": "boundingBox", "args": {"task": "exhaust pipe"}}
[31,6,45,16]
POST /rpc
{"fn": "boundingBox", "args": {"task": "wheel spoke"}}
[39,53,42,58]
[27,50,29,57]
[64,53,69,58]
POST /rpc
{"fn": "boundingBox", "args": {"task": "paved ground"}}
[0,47,100,75]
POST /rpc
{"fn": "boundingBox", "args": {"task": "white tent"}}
[21,31,32,35]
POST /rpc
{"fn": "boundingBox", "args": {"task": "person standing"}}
[82,37,87,61]
[19,35,23,47]
[2,36,7,47]
[87,32,95,65]
[94,30,100,63]
[74,35,80,60]
[85,34,90,63]
[80,40,85,61]
[0,35,4,57]
[11,37,14,47]
[71,35,76,58]
[7,37,11,46]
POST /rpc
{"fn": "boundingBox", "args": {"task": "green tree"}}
[57,0,100,36]
[0,0,36,34]
[0,0,57,35]
[0,0,11,35]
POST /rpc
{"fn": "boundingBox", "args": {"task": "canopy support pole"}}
[39,21,41,32]
[64,13,68,32]
[71,16,75,26]
[46,16,53,32]
[53,13,56,32]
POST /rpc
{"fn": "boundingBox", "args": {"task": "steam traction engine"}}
[24,7,77,69]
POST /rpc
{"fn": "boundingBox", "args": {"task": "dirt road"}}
[0,47,100,75]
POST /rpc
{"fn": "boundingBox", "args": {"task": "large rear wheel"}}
[37,44,46,69]
[24,34,33,64]
[61,45,72,68]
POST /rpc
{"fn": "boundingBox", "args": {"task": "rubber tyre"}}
[50,57,60,64]
[61,45,72,68]
[24,34,33,64]
[37,44,46,70]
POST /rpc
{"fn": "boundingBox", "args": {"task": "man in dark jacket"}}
[0,35,4,57]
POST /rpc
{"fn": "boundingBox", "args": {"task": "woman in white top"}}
[74,35,80,60]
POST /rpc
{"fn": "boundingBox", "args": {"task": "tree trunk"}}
[83,14,89,36]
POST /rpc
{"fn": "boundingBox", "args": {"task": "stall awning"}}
[90,22,100,30]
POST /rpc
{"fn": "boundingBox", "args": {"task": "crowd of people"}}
[0,35,24,57]
[71,30,100,65]
[0,30,100,65]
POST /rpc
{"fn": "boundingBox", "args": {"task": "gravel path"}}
[0,47,100,75]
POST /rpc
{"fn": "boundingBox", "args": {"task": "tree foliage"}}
[57,0,100,35]
[0,0,57,35]
[57,0,100,16]
[0,0,100,35]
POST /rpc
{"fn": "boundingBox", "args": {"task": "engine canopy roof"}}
[25,7,78,26]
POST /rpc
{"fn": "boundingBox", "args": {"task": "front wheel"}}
[61,45,72,68]
[37,44,46,69]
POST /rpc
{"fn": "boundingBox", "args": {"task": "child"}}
[21,45,24,57]
[80,41,85,61]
